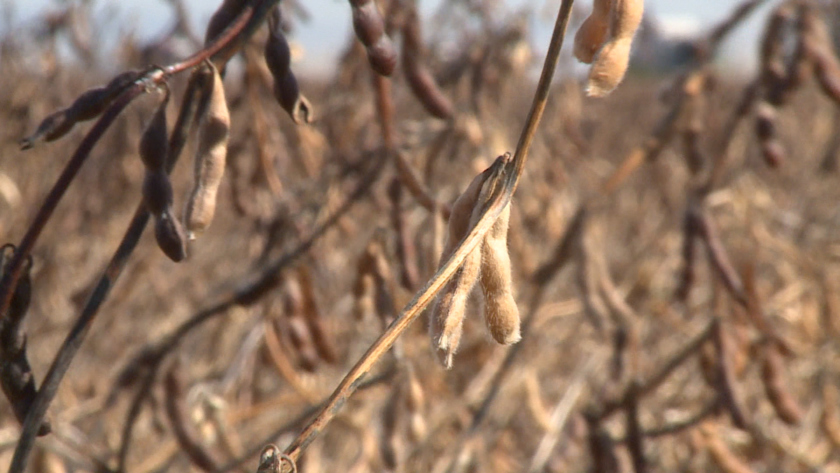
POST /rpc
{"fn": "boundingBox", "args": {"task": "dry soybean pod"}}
[586,0,644,97]
[185,62,230,237]
[428,170,488,368]
[574,0,613,64]
[138,87,188,262]
[205,0,250,73]
[21,70,142,149]
[760,343,803,425]
[474,179,519,345]
[401,4,453,119]
[264,7,312,124]
[349,0,397,76]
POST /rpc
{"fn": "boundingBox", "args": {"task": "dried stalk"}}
[273,0,577,467]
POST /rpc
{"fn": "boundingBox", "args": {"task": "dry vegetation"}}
[1,0,840,472]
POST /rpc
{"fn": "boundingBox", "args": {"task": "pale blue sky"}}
[5,0,777,77]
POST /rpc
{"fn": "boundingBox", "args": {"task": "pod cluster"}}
[755,1,840,167]
[139,88,189,262]
[573,0,644,97]
[429,155,520,369]
[263,7,312,124]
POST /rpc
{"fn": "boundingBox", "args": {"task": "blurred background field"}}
[2,1,840,472]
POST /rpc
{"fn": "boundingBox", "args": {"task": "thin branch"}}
[277,0,577,466]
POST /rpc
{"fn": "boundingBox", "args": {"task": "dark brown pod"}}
[403,58,453,119]
[367,36,397,76]
[761,344,803,425]
[154,210,188,262]
[205,0,249,45]
[400,6,452,119]
[20,110,73,149]
[0,357,51,436]
[761,140,785,168]
[264,9,313,124]
[20,70,141,150]
[264,16,292,76]
[139,90,170,171]
[142,171,174,216]
[813,51,840,106]
[754,103,776,140]
[352,2,386,47]
[105,70,142,93]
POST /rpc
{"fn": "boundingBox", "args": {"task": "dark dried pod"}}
[20,70,142,150]
[761,140,785,168]
[812,49,840,106]
[347,0,396,76]
[754,103,776,140]
[139,89,170,171]
[264,11,312,124]
[367,36,398,77]
[761,344,803,425]
[2,258,31,354]
[401,6,453,119]
[205,0,249,45]
[142,171,174,217]
[0,355,51,436]
[352,2,386,47]
[106,70,143,93]
[154,210,188,262]
[20,110,75,150]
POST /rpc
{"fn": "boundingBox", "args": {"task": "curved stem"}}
[277,0,576,466]
[0,84,145,323]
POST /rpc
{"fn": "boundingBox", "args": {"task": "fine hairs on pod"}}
[582,0,644,97]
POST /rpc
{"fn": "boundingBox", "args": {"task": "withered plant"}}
[1,0,840,472]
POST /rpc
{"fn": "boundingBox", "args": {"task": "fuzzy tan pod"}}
[430,249,481,369]
[428,171,488,368]
[478,203,520,344]
[184,63,230,237]
[586,0,644,97]
[573,0,613,64]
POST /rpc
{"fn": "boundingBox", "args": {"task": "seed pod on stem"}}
[139,87,170,171]
[429,170,488,368]
[205,0,249,73]
[264,7,312,124]
[476,195,519,345]
[803,9,840,106]
[574,0,613,64]
[142,171,174,217]
[185,62,230,237]
[349,0,397,76]
[20,70,141,149]
[586,0,644,97]
[0,248,51,436]
[760,343,803,425]
[401,4,453,119]
[155,209,188,262]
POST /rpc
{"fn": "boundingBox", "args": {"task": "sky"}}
[3,0,779,77]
